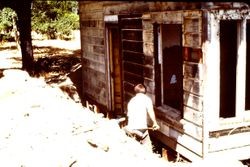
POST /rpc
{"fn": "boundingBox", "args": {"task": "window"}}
[157,24,183,111]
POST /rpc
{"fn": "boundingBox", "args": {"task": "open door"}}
[106,25,123,117]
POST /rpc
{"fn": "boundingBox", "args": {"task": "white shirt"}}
[127,93,153,130]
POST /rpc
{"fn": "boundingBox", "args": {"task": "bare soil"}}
[0,38,247,167]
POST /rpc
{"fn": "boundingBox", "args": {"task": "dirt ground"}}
[0,37,248,167]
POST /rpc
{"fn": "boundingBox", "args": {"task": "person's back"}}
[127,92,151,130]
[124,84,160,153]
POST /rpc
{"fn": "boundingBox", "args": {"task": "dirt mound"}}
[0,69,168,167]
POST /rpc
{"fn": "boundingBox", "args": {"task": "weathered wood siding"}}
[142,10,205,159]
[79,1,250,161]
[79,2,107,109]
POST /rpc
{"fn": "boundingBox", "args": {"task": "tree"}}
[0,0,79,73]
[0,7,17,41]
[15,0,34,72]
[31,1,79,40]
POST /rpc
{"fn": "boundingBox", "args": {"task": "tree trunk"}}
[15,1,34,73]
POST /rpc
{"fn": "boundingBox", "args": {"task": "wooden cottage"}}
[78,1,250,161]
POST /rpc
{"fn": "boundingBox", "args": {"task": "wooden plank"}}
[82,44,104,55]
[82,51,105,63]
[155,120,203,156]
[184,18,200,33]
[144,79,155,94]
[151,131,203,161]
[208,132,250,153]
[123,92,133,103]
[122,30,142,41]
[183,10,202,18]
[81,36,104,45]
[161,11,183,24]
[82,57,106,73]
[143,65,154,80]
[82,67,106,83]
[144,55,154,66]
[155,107,182,129]
[150,13,163,23]
[123,71,144,86]
[202,12,221,131]
[183,13,202,48]
[123,61,144,76]
[123,81,135,95]
[210,9,249,20]
[93,45,104,54]
[209,125,250,137]
[207,145,250,161]
[143,42,154,56]
[183,62,203,80]
[183,32,201,48]
[104,15,118,23]
[183,47,203,63]
[183,106,203,126]
[142,21,153,31]
[123,40,143,53]
[183,78,203,96]
[180,119,203,141]
[80,12,104,21]
[143,30,154,43]
[81,20,104,29]
[120,18,142,29]
[157,114,203,141]
[81,28,104,38]
[183,91,203,111]
[123,50,144,64]
[79,2,104,12]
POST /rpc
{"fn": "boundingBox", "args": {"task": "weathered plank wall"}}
[79,1,206,159]
[79,1,250,161]
[142,9,204,159]
[79,2,107,111]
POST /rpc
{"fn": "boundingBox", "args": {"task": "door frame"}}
[105,18,123,118]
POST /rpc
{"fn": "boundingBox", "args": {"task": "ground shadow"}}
[0,45,18,51]
[0,43,83,104]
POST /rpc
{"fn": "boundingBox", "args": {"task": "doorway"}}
[160,24,183,111]
[107,25,123,117]
[219,20,237,118]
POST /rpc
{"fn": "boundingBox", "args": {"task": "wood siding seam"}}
[183,89,203,98]
[82,54,105,65]
[122,39,143,43]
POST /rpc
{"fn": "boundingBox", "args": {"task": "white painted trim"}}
[104,15,118,23]
[236,19,246,118]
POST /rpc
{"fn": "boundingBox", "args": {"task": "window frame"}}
[156,24,184,115]
[215,17,250,129]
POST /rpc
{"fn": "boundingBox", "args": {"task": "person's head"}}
[134,84,146,94]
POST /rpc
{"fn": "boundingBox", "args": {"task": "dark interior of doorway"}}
[219,20,237,118]
[162,24,183,112]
